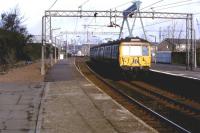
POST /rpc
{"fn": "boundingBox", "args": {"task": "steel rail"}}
[84,63,191,133]
[129,82,200,114]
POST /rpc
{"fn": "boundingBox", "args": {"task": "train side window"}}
[111,45,114,58]
[105,46,107,57]
[116,46,119,56]
[108,46,111,58]
[142,46,149,56]
[101,47,104,57]
[111,45,118,59]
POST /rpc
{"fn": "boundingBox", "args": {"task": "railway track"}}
[118,81,200,133]
[75,57,200,133]
[127,81,200,114]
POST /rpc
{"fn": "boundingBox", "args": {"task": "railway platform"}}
[38,58,157,133]
[151,63,200,80]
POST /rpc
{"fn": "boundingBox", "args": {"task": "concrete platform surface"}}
[40,59,157,133]
[0,82,45,133]
[151,63,200,80]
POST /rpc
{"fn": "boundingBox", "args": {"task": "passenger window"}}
[142,46,149,56]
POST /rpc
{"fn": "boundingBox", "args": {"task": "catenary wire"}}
[140,0,164,11]
[147,0,192,10]
[48,0,59,10]
[110,1,132,10]
[153,1,200,11]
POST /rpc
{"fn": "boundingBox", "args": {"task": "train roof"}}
[91,37,150,48]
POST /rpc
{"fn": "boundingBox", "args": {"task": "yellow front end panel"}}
[119,56,151,67]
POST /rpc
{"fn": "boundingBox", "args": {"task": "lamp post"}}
[74,36,80,55]
[66,34,68,59]
[50,28,61,66]
[54,32,63,62]
[41,16,45,75]
[149,35,156,43]
[149,35,157,64]
[54,37,57,63]
[60,31,68,59]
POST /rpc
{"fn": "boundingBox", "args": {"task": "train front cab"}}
[118,42,151,71]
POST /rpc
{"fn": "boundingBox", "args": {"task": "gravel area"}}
[0,62,44,83]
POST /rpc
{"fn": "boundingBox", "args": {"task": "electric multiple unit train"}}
[90,37,151,72]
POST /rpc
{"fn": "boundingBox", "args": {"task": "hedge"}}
[172,49,200,66]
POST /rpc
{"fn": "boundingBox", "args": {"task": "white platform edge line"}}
[150,69,200,80]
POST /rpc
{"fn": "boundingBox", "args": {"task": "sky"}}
[0,0,200,42]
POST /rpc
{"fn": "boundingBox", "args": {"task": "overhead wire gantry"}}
[41,6,194,75]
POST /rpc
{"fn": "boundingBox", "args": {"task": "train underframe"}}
[120,65,150,80]
[90,58,150,80]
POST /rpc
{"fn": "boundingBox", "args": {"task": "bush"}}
[23,43,41,61]
[172,52,186,65]
[0,8,32,66]
[171,50,200,66]
[0,29,18,65]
